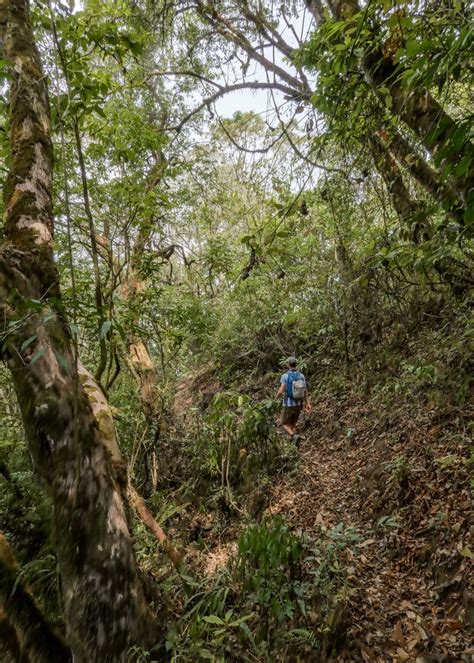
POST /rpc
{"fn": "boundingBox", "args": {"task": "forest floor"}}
[169,373,473,662]
[266,392,473,663]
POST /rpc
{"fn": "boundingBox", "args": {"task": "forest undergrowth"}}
[0,0,473,661]
[120,306,473,662]
[1,277,472,662]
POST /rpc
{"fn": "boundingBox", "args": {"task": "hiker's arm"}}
[275,383,285,400]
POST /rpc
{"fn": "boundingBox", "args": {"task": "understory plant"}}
[163,516,361,661]
[187,393,294,510]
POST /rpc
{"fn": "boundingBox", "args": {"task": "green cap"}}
[287,356,297,365]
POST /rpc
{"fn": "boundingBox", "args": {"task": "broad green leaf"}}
[203,615,225,625]
[54,351,70,373]
[30,348,46,365]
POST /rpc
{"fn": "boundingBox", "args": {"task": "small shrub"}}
[164,516,361,661]
[384,454,410,484]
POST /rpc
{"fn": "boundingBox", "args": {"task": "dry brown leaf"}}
[360,645,376,663]
[407,634,421,651]
[414,623,428,640]
[396,647,411,661]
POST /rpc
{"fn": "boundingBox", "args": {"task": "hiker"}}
[275,357,311,442]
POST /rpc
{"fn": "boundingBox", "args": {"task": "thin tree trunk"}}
[47,6,108,384]
[0,534,72,663]
[122,147,168,489]
[129,488,182,569]
[0,1,151,660]
[73,120,109,383]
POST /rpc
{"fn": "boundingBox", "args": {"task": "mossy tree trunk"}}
[332,0,473,220]
[0,1,151,659]
[79,364,182,569]
[370,134,431,243]
[380,128,464,226]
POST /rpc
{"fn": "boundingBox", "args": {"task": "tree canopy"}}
[0,0,472,661]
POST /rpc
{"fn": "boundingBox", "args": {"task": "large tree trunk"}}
[370,134,431,243]
[79,364,182,570]
[308,1,467,223]
[332,0,473,216]
[380,128,464,226]
[0,1,151,660]
[370,137,473,292]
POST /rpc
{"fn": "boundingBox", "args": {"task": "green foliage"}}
[164,517,360,661]
[0,0,472,658]
[384,454,410,484]
[376,515,401,531]
[207,393,279,452]
[184,392,292,516]
[237,516,302,614]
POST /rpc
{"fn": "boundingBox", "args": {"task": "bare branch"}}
[236,0,313,91]
[216,114,286,154]
[280,121,350,176]
[172,81,305,132]
[146,69,223,89]
[195,0,310,95]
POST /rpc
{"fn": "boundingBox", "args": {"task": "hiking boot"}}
[292,434,301,448]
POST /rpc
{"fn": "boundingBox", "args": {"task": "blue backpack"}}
[286,371,306,401]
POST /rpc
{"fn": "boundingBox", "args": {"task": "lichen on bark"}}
[0,1,153,659]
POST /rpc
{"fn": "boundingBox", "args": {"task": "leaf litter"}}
[267,391,473,662]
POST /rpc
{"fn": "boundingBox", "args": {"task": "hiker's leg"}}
[288,408,302,443]
[281,408,295,436]
[282,423,295,436]
[293,407,302,431]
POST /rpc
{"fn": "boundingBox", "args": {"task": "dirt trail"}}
[268,395,473,663]
[170,372,472,661]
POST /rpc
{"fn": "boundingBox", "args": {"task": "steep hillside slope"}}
[269,392,472,661]
[163,358,473,661]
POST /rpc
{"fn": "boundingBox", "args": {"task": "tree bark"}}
[370,134,431,243]
[0,610,22,663]
[0,1,151,660]
[78,363,182,571]
[331,0,473,215]
[0,534,72,663]
[122,147,168,489]
[380,128,464,226]
[370,137,472,291]
[128,488,182,570]
[73,119,109,384]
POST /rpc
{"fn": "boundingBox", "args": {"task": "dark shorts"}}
[281,406,302,427]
